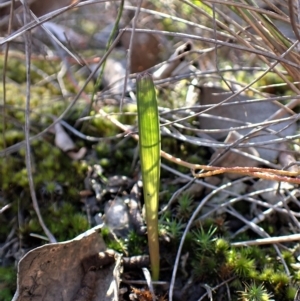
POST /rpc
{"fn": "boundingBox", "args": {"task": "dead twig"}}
[21,0,56,243]
[161,150,300,184]
[232,233,300,247]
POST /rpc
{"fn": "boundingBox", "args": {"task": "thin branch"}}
[232,233,300,247]
[21,0,56,243]
[121,0,142,110]
[161,150,300,184]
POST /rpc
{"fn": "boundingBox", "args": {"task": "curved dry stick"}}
[192,169,300,185]
[160,150,300,184]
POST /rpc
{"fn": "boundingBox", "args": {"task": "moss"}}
[176,192,194,220]
[0,288,14,301]
[193,254,218,280]
[127,230,147,255]
[117,104,137,125]
[293,270,300,282]
[159,217,184,241]
[286,287,298,300]
[270,272,290,293]
[239,282,273,301]
[215,237,230,254]
[98,158,110,167]
[101,226,126,253]
[21,218,42,235]
[95,142,111,157]
[20,203,89,242]
[0,266,16,301]
[227,249,256,279]
[253,71,293,95]
[282,250,296,266]
[3,129,24,147]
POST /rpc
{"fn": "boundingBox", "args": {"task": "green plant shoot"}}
[136,73,161,280]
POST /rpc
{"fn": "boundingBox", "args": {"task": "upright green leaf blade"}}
[136,73,161,280]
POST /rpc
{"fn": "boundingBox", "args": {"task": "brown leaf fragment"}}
[12,228,121,301]
[73,268,97,301]
[0,0,78,30]
[120,32,161,73]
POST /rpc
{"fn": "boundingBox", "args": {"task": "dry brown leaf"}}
[120,32,161,73]
[12,228,122,301]
[30,0,78,16]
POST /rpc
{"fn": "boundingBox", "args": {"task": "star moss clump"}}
[176,220,300,300]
